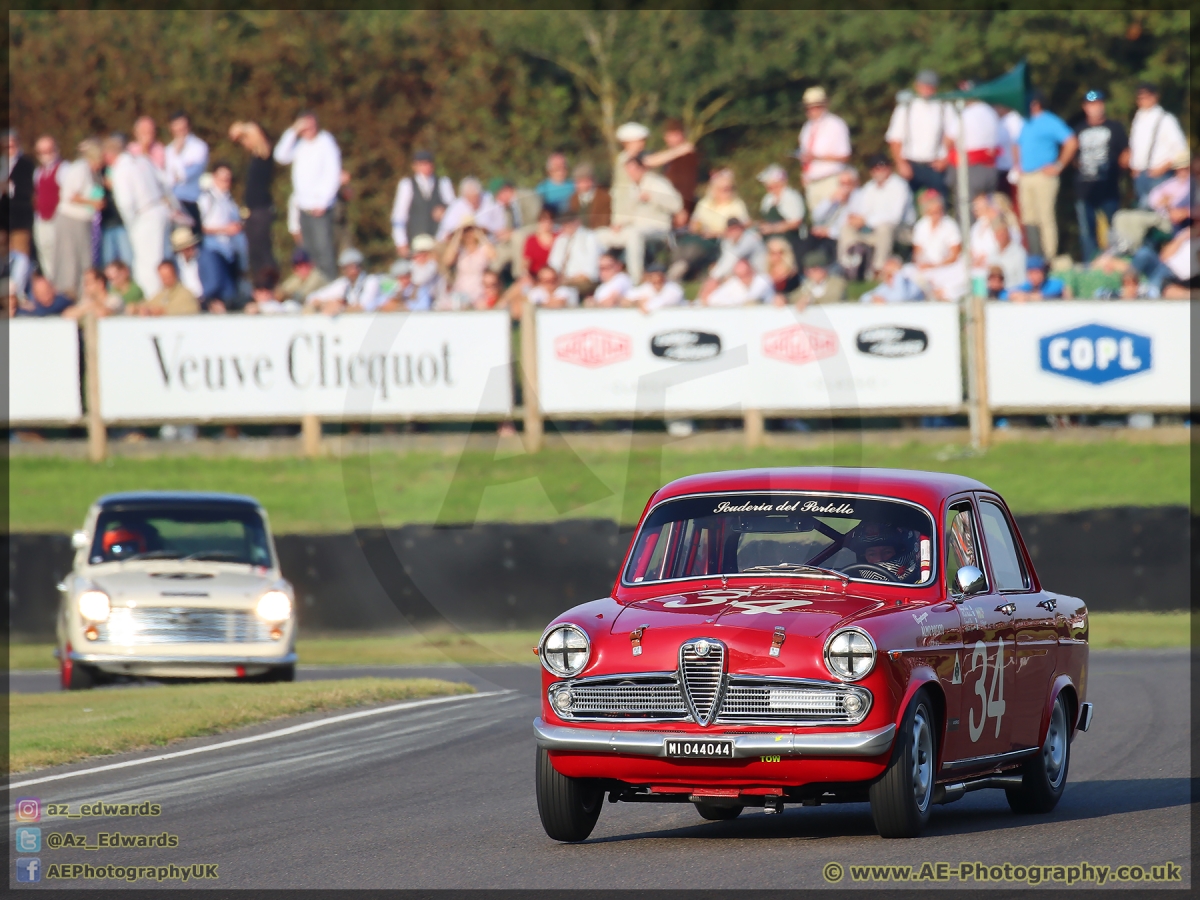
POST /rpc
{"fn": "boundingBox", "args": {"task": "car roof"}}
[97,491,263,509]
[651,467,992,509]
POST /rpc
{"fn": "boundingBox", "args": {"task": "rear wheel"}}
[869,690,935,838]
[1006,693,1070,814]
[536,748,603,842]
[694,802,743,821]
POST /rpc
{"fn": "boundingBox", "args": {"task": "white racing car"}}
[56,491,297,689]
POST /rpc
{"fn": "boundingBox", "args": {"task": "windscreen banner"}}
[534,304,963,416]
[985,301,1190,411]
[96,312,513,421]
[8,318,83,424]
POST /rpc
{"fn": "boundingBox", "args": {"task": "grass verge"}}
[1085,611,1192,649]
[8,438,1188,532]
[10,677,473,774]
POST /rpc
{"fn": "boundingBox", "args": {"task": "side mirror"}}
[954,565,987,597]
[71,531,90,551]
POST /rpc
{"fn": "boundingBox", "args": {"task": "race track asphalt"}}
[8,650,1190,890]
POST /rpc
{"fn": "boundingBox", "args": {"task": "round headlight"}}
[843,693,863,715]
[553,688,574,713]
[78,590,111,623]
[540,624,590,677]
[824,628,876,681]
[256,590,292,623]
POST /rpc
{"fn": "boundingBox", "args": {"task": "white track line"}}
[11,690,509,790]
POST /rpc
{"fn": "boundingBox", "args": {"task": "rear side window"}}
[979,501,1030,591]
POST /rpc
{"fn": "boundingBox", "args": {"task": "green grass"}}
[7,438,1188,532]
[10,677,473,773]
[1086,611,1192,649]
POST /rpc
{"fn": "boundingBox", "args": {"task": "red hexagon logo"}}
[762,323,839,365]
[554,328,633,368]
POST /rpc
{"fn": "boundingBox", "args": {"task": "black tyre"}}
[259,664,296,683]
[694,802,743,821]
[1006,693,1070,814]
[60,654,97,691]
[536,748,603,842]
[869,690,936,838]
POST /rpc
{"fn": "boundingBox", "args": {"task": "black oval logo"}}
[651,330,722,361]
[856,326,928,358]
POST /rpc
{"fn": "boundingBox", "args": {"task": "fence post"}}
[82,312,107,462]
[520,302,544,453]
[743,408,764,450]
[972,293,992,447]
[301,414,322,457]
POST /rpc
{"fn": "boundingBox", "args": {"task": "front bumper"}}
[69,651,297,666]
[533,718,896,759]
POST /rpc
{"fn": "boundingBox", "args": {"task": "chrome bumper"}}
[533,718,896,759]
[70,651,297,665]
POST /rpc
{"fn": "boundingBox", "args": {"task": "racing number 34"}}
[968,638,1006,742]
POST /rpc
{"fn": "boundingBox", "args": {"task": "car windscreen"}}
[89,504,273,567]
[624,493,935,586]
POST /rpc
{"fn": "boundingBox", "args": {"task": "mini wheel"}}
[869,689,935,838]
[1007,693,1070,814]
[536,748,603,842]
[694,802,743,821]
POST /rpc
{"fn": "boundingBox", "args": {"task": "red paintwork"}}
[541,468,1089,793]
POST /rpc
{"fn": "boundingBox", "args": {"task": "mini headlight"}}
[539,624,590,677]
[256,590,292,622]
[78,590,111,623]
[824,627,876,681]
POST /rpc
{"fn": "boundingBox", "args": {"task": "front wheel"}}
[536,748,603,842]
[60,651,97,691]
[869,690,936,838]
[1006,693,1070,814]
[694,802,743,821]
[258,664,296,683]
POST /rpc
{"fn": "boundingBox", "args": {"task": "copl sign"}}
[1038,324,1151,384]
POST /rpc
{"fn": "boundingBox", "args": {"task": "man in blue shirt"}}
[14,272,73,316]
[1015,90,1078,261]
[1001,255,1065,301]
[534,152,575,217]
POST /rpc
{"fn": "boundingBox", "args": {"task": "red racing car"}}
[534,468,1092,840]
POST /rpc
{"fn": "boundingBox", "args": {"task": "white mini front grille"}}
[94,607,273,644]
[680,640,726,726]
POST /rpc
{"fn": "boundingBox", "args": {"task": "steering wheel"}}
[839,563,895,581]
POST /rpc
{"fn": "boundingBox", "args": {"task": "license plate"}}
[664,738,735,759]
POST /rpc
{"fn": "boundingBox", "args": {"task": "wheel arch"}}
[891,666,945,765]
[1046,675,1079,744]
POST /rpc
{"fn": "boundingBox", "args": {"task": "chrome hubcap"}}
[911,706,933,811]
[1044,700,1067,787]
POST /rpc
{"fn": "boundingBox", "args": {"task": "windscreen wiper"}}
[180,551,247,562]
[740,563,849,581]
[121,550,183,561]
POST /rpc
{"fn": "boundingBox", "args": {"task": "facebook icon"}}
[16,858,41,883]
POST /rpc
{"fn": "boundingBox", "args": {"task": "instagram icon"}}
[15,798,40,823]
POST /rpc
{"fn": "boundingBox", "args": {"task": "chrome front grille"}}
[551,678,687,720]
[717,679,872,725]
[680,639,726,726]
[94,607,274,644]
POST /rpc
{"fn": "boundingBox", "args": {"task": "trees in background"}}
[12,9,1189,262]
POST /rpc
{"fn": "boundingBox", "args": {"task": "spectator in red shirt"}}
[522,207,558,281]
[32,135,62,282]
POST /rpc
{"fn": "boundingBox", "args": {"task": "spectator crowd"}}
[4,73,1193,321]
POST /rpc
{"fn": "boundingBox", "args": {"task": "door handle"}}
[995,602,1016,616]
[1037,598,1057,612]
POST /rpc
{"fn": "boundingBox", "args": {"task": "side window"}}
[979,501,1030,591]
[944,502,983,594]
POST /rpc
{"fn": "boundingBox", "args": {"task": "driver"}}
[845,521,920,583]
[102,524,147,560]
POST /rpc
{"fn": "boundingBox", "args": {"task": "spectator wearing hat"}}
[409,233,443,307]
[228,120,277,276]
[796,86,852,213]
[1014,91,1078,260]
[704,256,774,307]
[1004,255,1065,302]
[839,154,914,278]
[305,247,386,313]
[625,263,685,312]
[788,251,847,309]
[697,217,767,303]
[548,212,602,296]
[886,71,951,202]
[535,152,575,216]
[163,111,209,237]
[375,258,419,312]
[596,152,682,283]
[106,132,171,298]
[1072,89,1129,262]
[943,87,1003,209]
[859,255,924,304]
[612,121,650,200]
[273,110,342,280]
[138,259,200,316]
[906,189,967,301]
[276,248,329,305]
[756,163,807,246]
[169,226,207,305]
[566,163,612,230]
[644,119,701,215]
[1129,82,1188,207]
[391,150,456,258]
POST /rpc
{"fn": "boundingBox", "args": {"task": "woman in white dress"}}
[906,189,967,301]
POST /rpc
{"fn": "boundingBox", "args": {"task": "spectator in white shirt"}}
[273,110,342,280]
[163,112,209,236]
[500,264,579,320]
[408,234,442,310]
[886,70,951,202]
[704,256,774,307]
[967,192,1022,282]
[697,217,767,303]
[994,105,1025,199]
[904,190,967,301]
[596,153,682,283]
[437,177,505,242]
[105,133,170,298]
[52,138,106,300]
[859,255,925,304]
[625,264,685,313]
[756,163,806,255]
[391,150,455,256]
[807,169,859,264]
[943,90,1002,207]
[547,212,602,296]
[305,248,387,314]
[197,162,247,307]
[838,155,914,278]
[590,252,634,307]
[1129,81,1188,207]
[796,85,853,212]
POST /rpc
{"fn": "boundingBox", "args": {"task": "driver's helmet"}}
[845,521,919,582]
[102,526,146,560]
